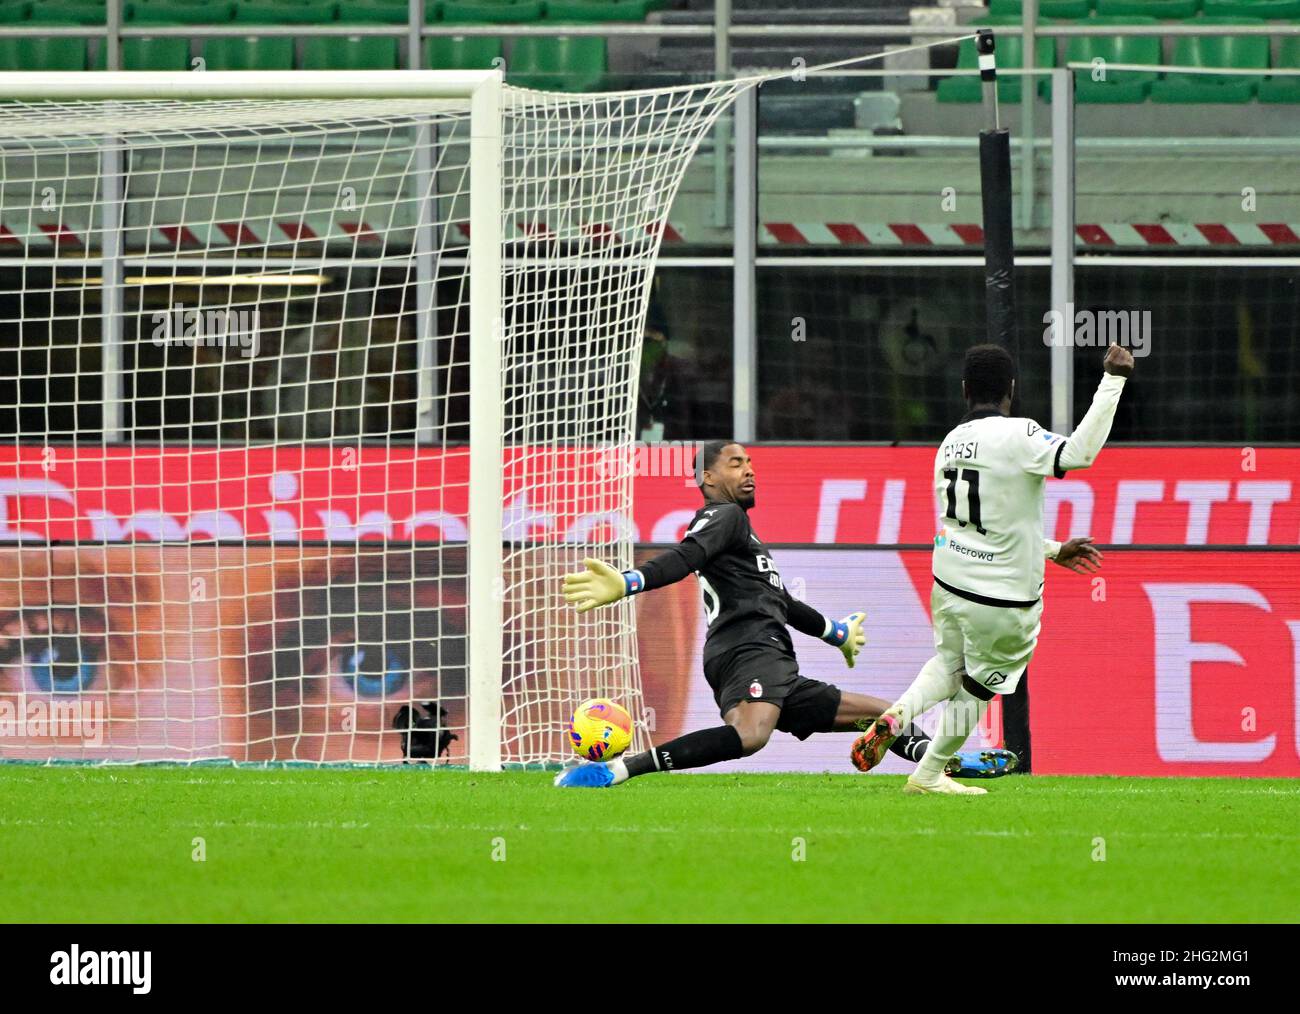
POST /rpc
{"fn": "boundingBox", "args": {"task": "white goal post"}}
[0,70,745,770]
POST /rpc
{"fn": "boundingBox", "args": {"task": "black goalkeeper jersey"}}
[681,501,793,663]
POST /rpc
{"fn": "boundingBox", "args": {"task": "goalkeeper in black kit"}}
[555,440,1016,788]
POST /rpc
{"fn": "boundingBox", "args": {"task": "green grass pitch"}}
[1,767,1296,922]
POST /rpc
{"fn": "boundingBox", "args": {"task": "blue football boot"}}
[553,761,618,788]
[945,748,1019,778]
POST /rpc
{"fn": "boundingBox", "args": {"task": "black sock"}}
[888,723,930,762]
[623,725,744,778]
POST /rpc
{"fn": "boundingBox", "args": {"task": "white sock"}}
[609,757,629,785]
[893,656,963,729]
[913,686,989,782]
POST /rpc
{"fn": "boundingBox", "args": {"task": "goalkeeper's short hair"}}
[693,439,735,489]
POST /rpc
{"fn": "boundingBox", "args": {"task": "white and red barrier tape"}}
[3,219,1298,248]
[757,222,1300,246]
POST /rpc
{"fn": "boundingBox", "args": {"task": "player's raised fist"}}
[561,557,627,614]
[1103,343,1135,377]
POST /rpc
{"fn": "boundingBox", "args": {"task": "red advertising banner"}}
[1,444,1296,545]
[0,445,623,544]
[640,446,1300,547]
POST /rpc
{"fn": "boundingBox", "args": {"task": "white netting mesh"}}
[0,76,745,766]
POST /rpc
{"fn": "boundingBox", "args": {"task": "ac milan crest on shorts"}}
[704,644,840,741]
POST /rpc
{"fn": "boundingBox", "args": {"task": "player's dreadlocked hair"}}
[962,343,1016,406]
[693,439,735,490]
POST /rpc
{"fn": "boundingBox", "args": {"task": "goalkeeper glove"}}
[562,558,638,614]
[822,611,866,669]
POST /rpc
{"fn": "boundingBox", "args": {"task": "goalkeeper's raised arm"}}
[561,548,866,667]
[560,500,742,614]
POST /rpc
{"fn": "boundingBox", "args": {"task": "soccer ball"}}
[568,698,633,761]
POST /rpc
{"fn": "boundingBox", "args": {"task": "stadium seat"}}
[234,0,339,23]
[545,0,650,20]
[1203,0,1300,15]
[1095,0,1199,14]
[300,34,399,68]
[936,18,1056,103]
[1148,18,1269,102]
[337,0,422,23]
[1065,16,1161,102]
[202,34,296,70]
[0,1,30,23]
[424,34,503,69]
[128,1,234,23]
[92,34,192,70]
[442,0,542,23]
[988,0,1092,17]
[28,1,106,23]
[124,35,193,69]
[0,36,87,69]
[1258,35,1300,101]
[509,34,606,90]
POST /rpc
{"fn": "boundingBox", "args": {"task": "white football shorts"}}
[930,582,1043,695]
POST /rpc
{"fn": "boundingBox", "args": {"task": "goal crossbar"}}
[0,70,502,101]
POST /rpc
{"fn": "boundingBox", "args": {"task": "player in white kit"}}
[850,342,1136,794]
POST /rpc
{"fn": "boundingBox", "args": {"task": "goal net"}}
[0,70,746,768]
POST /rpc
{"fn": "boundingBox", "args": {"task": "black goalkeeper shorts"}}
[703,644,841,741]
